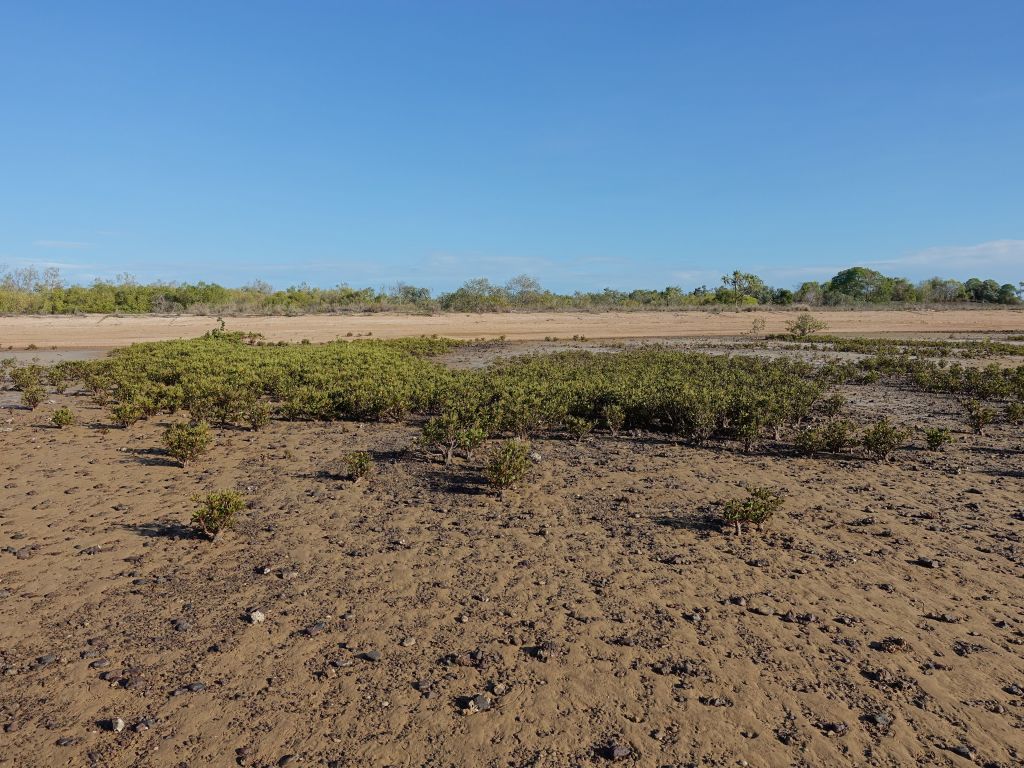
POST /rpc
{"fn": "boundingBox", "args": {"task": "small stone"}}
[871,636,911,653]
[400,637,416,647]
[110,717,126,733]
[254,565,272,575]
[303,621,326,637]
[609,743,631,760]
[360,650,381,662]
[247,610,266,625]
[172,618,191,632]
[869,712,893,727]
[821,721,848,737]
[187,682,206,692]
[699,696,733,707]
[463,693,492,714]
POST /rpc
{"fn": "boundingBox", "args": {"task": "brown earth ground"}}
[2,339,1024,768]
[2,308,1024,351]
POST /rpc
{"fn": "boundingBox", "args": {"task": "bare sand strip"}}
[1,308,1023,349]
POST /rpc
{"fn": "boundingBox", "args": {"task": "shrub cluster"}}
[191,490,245,539]
[51,406,75,428]
[47,337,826,455]
[720,486,785,535]
[484,439,533,492]
[342,451,374,481]
[163,421,212,466]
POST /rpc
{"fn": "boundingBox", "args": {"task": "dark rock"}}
[868,712,893,727]
[303,622,326,637]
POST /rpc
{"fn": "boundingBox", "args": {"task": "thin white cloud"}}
[33,240,90,249]
[873,239,1024,272]
[4,256,95,271]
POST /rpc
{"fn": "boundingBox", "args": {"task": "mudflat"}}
[2,308,1024,349]
[1,336,1023,767]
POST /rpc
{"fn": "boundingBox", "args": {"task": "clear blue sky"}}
[2,1,1022,292]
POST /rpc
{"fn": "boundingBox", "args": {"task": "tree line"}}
[0,263,1020,314]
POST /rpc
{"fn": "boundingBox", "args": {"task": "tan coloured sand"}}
[1,347,1023,767]
[1,308,1023,349]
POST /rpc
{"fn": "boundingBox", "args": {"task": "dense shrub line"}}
[5,335,827,451]
[4,335,1021,458]
[2,263,1020,314]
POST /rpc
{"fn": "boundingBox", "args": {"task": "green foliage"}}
[817,392,846,418]
[720,486,785,535]
[422,409,487,464]
[10,365,44,391]
[601,403,626,436]
[923,427,953,451]
[51,406,75,428]
[1004,401,1024,425]
[563,415,595,443]
[823,267,917,304]
[342,451,374,480]
[785,313,829,338]
[861,418,909,461]
[26,337,828,455]
[191,490,245,539]
[163,421,212,466]
[45,366,72,393]
[962,399,996,434]
[3,263,1019,314]
[846,356,1024,403]
[795,419,859,455]
[245,400,272,431]
[21,383,46,410]
[110,401,145,427]
[484,439,532,492]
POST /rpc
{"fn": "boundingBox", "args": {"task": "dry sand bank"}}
[2,308,1024,349]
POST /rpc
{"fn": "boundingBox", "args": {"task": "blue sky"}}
[2,1,1022,292]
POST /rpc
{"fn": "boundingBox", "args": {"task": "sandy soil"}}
[2,308,1024,350]
[2,373,1023,767]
